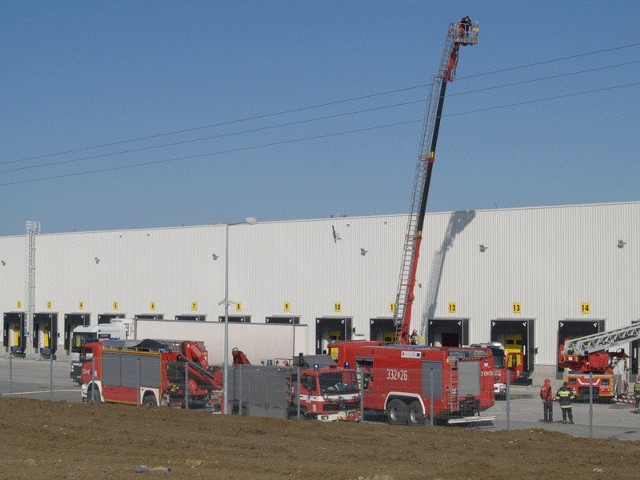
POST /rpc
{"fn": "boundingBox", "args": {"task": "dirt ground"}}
[1,398,639,480]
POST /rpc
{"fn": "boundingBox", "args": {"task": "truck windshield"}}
[318,371,359,395]
[492,352,505,369]
[71,333,97,354]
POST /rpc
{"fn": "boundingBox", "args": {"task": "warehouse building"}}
[1,201,638,383]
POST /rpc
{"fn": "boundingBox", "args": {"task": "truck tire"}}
[407,400,426,425]
[142,394,157,407]
[386,399,408,425]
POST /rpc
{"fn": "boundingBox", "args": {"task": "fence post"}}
[9,352,13,396]
[430,368,434,426]
[49,348,54,401]
[358,366,364,421]
[506,371,511,431]
[296,365,301,419]
[238,365,243,415]
[589,372,594,438]
[185,360,189,410]
[137,357,141,406]
[92,356,97,402]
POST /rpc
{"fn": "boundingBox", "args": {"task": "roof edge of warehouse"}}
[5,199,640,238]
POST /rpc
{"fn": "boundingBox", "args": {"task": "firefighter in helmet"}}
[410,330,418,345]
[555,382,575,424]
[232,347,251,365]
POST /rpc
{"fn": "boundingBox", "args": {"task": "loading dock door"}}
[369,318,394,343]
[427,319,468,347]
[98,313,124,324]
[3,312,25,353]
[33,313,58,355]
[557,319,605,373]
[64,313,90,351]
[315,317,352,354]
[265,316,300,325]
[491,319,535,374]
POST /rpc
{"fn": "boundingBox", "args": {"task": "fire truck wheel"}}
[142,394,157,407]
[407,401,426,425]
[386,399,408,425]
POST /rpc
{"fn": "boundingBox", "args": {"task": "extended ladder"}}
[562,323,640,355]
[393,20,479,343]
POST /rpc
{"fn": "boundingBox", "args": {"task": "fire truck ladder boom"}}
[177,354,218,381]
[393,19,479,343]
[562,323,640,355]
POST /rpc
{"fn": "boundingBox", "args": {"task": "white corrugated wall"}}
[0,202,638,370]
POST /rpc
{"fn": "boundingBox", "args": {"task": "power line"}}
[4,42,640,167]
[4,59,639,176]
[450,60,640,97]
[2,84,426,166]
[0,98,425,175]
[3,80,639,187]
[0,120,419,187]
[457,42,640,80]
[445,81,640,117]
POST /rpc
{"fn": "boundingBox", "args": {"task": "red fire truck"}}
[327,19,491,426]
[81,339,223,409]
[81,339,360,421]
[558,323,640,401]
[329,341,495,425]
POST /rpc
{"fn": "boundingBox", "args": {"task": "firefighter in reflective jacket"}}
[540,378,554,422]
[555,382,575,424]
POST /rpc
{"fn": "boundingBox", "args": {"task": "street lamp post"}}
[222,217,257,415]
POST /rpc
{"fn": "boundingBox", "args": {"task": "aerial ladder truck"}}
[393,18,479,345]
[330,19,494,426]
[558,323,640,401]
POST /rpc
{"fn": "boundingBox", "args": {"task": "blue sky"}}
[2,1,639,235]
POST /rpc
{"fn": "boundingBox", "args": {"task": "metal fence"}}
[2,356,640,440]
[0,354,77,403]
